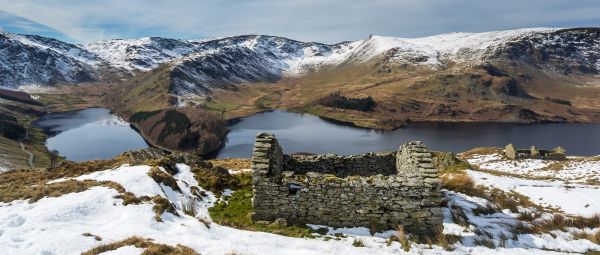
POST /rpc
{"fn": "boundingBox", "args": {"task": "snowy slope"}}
[165,27,600,95]
[85,37,201,70]
[1,160,598,254]
[2,27,599,90]
[0,30,101,88]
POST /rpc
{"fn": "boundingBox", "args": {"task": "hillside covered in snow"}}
[3,27,600,132]
[0,148,599,254]
[2,27,600,93]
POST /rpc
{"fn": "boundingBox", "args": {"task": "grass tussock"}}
[82,232,102,241]
[148,167,182,192]
[441,173,478,195]
[180,197,197,217]
[352,238,366,247]
[392,225,411,251]
[442,171,543,214]
[192,165,250,195]
[81,236,199,255]
[208,158,252,171]
[115,192,151,206]
[573,229,600,244]
[528,214,600,234]
[425,226,460,251]
[208,174,315,238]
[474,237,496,249]
[152,196,179,222]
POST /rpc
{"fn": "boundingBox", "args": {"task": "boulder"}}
[546,146,567,160]
[530,146,540,159]
[505,144,517,159]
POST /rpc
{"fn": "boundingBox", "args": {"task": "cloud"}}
[0,0,599,44]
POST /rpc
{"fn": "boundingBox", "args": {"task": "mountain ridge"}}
[2,27,600,128]
[5,27,592,91]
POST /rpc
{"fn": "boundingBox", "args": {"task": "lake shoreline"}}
[215,110,600,158]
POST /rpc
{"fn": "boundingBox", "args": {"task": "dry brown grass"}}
[532,214,600,233]
[352,238,365,247]
[81,236,199,255]
[394,225,411,251]
[2,178,125,203]
[442,170,544,214]
[191,165,239,194]
[115,192,151,205]
[208,158,251,171]
[425,226,461,251]
[148,167,182,192]
[152,196,178,222]
[512,213,600,244]
[82,232,102,241]
[474,237,496,248]
[0,155,130,203]
[180,198,197,217]
[441,173,478,195]
[573,229,600,244]
[459,147,503,158]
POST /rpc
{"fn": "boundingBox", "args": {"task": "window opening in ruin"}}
[288,183,303,195]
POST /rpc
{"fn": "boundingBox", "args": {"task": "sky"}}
[0,0,599,44]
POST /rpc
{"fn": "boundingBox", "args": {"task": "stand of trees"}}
[318,92,376,112]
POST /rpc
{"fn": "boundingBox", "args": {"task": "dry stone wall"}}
[251,133,442,235]
[283,152,397,177]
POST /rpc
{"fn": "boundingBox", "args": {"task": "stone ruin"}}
[505,144,566,160]
[251,133,443,235]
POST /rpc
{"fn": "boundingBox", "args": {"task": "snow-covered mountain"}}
[0,30,101,88]
[1,27,599,93]
[163,28,600,95]
[85,37,202,70]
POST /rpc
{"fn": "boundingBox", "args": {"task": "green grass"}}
[254,94,278,110]
[203,99,240,113]
[208,174,316,238]
[431,152,472,174]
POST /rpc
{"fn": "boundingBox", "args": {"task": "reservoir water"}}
[34,108,600,161]
[216,110,600,158]
[34,108,148,161]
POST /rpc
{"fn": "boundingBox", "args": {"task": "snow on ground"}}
[0,153,18,173]
[17,84,60,93]
[0,156,11,172]
[443,191,600,253]
[1,161,598,254]
[468,170,600,217]
[466,153,600,183]
[101,245,145,255]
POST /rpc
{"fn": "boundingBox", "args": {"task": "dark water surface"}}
[216,110,600,158]
[34,108,148,161]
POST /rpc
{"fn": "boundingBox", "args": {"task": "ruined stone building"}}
[505,144,566,160]
[251,133,443,235]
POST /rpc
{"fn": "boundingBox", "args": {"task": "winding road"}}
[19,131,34,168]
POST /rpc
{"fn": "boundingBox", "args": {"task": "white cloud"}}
[0,0,599,44]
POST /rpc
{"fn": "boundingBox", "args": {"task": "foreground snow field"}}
[465,153,600,217]
[0,153,599,254]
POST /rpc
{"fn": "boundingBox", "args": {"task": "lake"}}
[216,110,600,158]
[34,108,148,161]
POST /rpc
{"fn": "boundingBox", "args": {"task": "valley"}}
[1,27,600,169]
